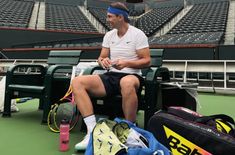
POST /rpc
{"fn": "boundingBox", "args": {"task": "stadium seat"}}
[83,49,170,128]
[2,50,83,123]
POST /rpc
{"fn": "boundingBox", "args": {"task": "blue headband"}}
[107,6,129,19]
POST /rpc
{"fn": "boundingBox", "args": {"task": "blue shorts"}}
[99,71,144,96]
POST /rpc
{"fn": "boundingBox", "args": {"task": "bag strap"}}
[196,114,235,137]
[195,114,235,127]
[167,106,202,121]
[166,107,235,137]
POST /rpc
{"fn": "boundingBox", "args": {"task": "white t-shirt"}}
[102,25,149,75]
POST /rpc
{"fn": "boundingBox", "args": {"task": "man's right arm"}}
[98,47,110,68]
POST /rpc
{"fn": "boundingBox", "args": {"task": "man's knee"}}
[120,76,139,90]
[120,76,139,95]
[72,75,106,97]
[71,76,85,91]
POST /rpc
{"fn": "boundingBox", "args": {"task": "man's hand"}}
[99,57,112,70]
[112,59,126,70]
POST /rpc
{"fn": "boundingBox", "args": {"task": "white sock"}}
[84,115,96,134]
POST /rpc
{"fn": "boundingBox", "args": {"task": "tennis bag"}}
[147,106,235,155]
[85,118,171,155]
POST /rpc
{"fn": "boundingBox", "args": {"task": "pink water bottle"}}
[59,119,70,152]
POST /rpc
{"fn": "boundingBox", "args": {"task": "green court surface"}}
[0,93,235,155]
[197,93,235,119]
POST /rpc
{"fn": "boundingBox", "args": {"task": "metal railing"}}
[2,59,235,93]
[0,59,47,76]
[163,60,235,93]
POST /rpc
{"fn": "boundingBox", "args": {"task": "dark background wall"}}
[218,45,235,60]
[46,0,84,5]
[2,45,235,60]
[19,0,85,5]
[1,49,101,59]
[0,29,103,48]
[164,48,216,60]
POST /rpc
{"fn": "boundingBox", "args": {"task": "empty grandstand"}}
[151,0,229,45]
[0,0,235,92]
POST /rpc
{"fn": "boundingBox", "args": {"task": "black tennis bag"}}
[147,106,235,155]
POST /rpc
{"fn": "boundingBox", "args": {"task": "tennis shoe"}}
[75,134,90,151]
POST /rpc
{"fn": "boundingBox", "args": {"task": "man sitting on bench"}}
[71,2,150,151]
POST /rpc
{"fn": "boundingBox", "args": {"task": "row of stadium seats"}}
[32,31,223,48]
[149,32,224,45]
[88,7,112,30]
[45,4,98,32]
[129,9,145,16]
[0,0,34,28]
[136,6,183,36]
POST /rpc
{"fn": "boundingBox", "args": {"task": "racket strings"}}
[48,85,79,133]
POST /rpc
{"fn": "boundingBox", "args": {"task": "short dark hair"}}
[110,2,129,23]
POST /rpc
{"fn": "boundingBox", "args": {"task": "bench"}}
[83,49,170,128]
[2,50,83,123]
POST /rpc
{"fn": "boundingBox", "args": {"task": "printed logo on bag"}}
[93,122,127,155]
[215,119,232,134]
[163,126,212,155]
